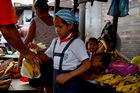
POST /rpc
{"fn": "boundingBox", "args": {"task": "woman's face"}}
[35,8,39,17]
[54,16,73,39]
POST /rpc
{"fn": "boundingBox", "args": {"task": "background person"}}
[18,0,57,93]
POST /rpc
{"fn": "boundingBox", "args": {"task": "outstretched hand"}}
[23,50,42,69]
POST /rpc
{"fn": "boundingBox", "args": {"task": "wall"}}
[85,0,140,59]
[102,0,140,59]
[23,10,32,25]
[85,1,102,41]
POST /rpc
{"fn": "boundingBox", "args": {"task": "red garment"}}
[60,32,74,43]
[20,76,28,82]
[0,0,17,25]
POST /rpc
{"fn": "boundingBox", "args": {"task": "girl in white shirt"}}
[29,9,91,93]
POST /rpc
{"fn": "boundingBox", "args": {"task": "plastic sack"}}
[20,42,46,79]
[20,60,41,79]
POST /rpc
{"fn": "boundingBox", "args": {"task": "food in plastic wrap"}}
[20,42,46,79]
[21,60,40,79]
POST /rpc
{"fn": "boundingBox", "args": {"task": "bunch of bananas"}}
[21,60,40,79]
[20,42,46,79]
[96,74,140,93]
[111,50,128,62]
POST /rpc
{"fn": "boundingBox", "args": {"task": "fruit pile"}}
[96,74,140,93]
[0,59,21,78]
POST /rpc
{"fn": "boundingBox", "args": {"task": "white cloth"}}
[45,38,89,70]
[87,79,99,84]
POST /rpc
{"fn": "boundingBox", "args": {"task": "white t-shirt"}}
[45,37,89,70]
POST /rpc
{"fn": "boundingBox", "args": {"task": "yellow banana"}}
[22,61,34,78]
[0,79,11,86]
[22,60,40,79]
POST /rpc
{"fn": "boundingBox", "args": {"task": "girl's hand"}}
[56,73,72,85]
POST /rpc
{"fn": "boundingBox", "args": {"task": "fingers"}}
[28,43,38,50]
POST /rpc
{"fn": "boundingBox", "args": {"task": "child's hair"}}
[94,52,111,69]
[34,0,49,13]
[88,38,98,45]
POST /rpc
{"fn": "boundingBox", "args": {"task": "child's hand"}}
[56,73,72,85]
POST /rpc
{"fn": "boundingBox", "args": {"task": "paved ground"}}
[9,79,36,91]
[0,78,38,93]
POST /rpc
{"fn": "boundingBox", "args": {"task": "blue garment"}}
[53,38,83,93]
[53,70,83,93]
[107,0,129,17]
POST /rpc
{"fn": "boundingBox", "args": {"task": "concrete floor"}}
[9,79,36,91]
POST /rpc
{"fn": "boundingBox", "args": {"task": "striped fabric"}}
[55,9,75,24]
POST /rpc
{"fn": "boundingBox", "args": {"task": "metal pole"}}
[79,3,86,42]
[54,0,60,14]
[112,15,118,33]
[73,0,78,14]
[32,0,36,18]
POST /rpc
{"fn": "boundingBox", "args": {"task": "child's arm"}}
[56,58,91,85]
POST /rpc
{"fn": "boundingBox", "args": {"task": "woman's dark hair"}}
[71,21,79,38]
[34,0,48,14]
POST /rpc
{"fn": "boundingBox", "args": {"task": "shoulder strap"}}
[59,37,76,70]
[62,37,76,53]
[53,38,58,59]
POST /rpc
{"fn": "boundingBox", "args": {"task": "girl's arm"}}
[56,58,91,85]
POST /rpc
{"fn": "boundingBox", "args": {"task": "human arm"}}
[18,19,36,70]
[0,24,41,68]
[56,58,91,85]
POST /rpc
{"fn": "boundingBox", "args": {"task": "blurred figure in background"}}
[18,0,57,93]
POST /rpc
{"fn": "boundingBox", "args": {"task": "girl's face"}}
[54,16,73,39]
[88,41,98,53]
